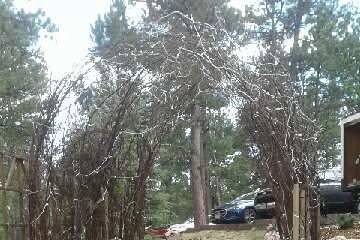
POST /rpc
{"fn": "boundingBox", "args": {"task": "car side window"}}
[320,184,341,192]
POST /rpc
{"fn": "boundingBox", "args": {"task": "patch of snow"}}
[169,217,215,234]
[340,113,360,126]
[264,224,280,240]
[328,236,347,240]
[184,128,191,137]
[222,151,242,166]
[169,218,194,233]
[263,231,280,240]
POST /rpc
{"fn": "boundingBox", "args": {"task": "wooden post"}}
[316,196,321,240]
[104,188,109,240]
[5,158,17,189]
[307,193,310,240]
[0,154,27,240]
[0,153,9,240]
[300,188,306,238]
[293,184,309,239]
[17,158,26,240]
[293,184,314,240]
[293,184,300,240]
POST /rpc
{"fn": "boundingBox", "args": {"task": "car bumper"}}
[211,210,245,223]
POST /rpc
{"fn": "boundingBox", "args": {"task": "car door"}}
[320,184,354,213]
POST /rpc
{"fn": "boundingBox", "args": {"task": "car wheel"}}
[320,200,327,216]
[244,208,256,224]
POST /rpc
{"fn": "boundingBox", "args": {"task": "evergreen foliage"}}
[0,0,53,149]
[88,0,360,226]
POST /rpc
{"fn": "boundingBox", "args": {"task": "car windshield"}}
[229,189,260,204]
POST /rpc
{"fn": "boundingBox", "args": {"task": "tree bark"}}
[104,189,109,240]
[73,175,82,240]
[146,0,154,20]
[215,176,222,207]
[291,0,306,98]
[28,128,43,240]
[200,118,211,222]
[190,102,207,227]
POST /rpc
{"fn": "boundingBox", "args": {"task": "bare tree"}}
[22,4,321,240]
[28,76,79,240]
[230,60,320,238]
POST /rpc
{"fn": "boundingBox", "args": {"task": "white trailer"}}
[340,113,360,192]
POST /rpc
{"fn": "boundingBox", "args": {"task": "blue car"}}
[211,193,257,224]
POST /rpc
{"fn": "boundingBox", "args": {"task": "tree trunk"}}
[28,128,43,240]
[73,175,82,240]
[215,176,222,207]
[201,146,211,221]
[104,189,109,240]
[51,197,62,240]
[146,0,154,20]
[190,102,207,227]
[200,124,211,222]
[291,0,306,99]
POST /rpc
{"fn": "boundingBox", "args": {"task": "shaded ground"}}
[320,214,360,239]
[321,214,359,226]
[174,225,360,240]
[174,220,272,240]
[145,215,360,240]
[176,229,266,240]
[320,224,360,240]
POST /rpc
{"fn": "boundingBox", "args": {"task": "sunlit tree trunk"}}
[191,102,207,227]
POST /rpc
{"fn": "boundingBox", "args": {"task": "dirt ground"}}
[320,224,360,239]
[176,229,266,240]
[144,215,360,240]
[175,226,360,240]
[320,214,360,239]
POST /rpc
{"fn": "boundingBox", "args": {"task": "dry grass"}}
[320,224,360,239]
[176,229,266,240]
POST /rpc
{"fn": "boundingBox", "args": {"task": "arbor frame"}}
[0,153,27,240]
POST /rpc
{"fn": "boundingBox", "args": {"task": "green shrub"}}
[144,234,154,240]
[336,214,354,229]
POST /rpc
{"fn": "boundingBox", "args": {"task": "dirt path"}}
[176,229,266,240]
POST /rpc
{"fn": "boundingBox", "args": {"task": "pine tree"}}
[141,0,244,227]
[0,0,53,150]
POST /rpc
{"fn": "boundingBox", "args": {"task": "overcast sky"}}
[14,0,113,78]
[13,0,252,78]
[14,0,358,79]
